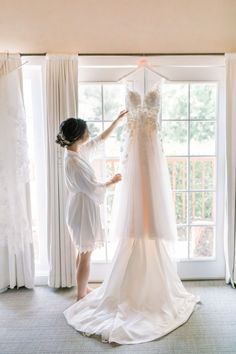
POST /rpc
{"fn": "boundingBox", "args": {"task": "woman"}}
[55,110,128,301]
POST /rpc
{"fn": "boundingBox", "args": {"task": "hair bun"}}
[55,133,70,147]
[55,117,87,148]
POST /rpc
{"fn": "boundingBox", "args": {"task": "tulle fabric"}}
[64,238,201,344]
[110,114,178,242]
[110,88,178,261]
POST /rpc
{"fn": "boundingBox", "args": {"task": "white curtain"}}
[46,54,78,287]
[224,53,236,288]
[0,53,34,292]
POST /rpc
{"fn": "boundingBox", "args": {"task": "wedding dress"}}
[63,86,201,344]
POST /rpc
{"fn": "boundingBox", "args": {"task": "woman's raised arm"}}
[99,110,128,141]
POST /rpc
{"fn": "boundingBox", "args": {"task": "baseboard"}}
[35,274,48,286]
[34,274,225,286]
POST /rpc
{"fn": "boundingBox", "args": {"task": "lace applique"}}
[15,103,30,182]
[120,88,164,167]
[0,68,32,253]
[144,89,161,110]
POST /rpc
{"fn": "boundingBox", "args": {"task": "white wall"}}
[0,0,236,53]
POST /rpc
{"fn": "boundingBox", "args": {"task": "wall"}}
[0,0,236,54]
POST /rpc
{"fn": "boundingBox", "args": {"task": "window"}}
[161,83,217,260]
[22,61,48,279]
[79,81,218,264]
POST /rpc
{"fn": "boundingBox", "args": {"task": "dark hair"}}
[55,118,88,147]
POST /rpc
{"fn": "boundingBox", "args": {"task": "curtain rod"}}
[19,52,225,57]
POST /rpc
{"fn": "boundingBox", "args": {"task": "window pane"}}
[167,157,187,190]
[91,245,106,262]
[105,137,122,157]
[79,84,102,120]
[107,240,119,261]
[162,121,188,155]
[172,192,187,224]
[103,84,126,121]
[23,81,40,261]
[22,68,47,268]
[190,157,216,190]
[190,226,215,258]
[87,122,102,137]
[190,84,217,120]
[87,122,104,160]
[161,84,188,120]
[105,159,120,178]
[104,122,124,157]
[92,158,105,180]
[189,192,215,224]
[190,121,215,155]
[176,226,188,259]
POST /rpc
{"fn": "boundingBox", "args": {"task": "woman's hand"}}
[100,110,128,141]
[111,173,122,184]
[116,110,128,121]
[106,173,122,187]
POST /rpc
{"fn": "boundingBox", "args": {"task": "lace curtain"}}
[0,53,34,292]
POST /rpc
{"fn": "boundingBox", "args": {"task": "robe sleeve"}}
[68,159,106,205]
[83,135,104,161]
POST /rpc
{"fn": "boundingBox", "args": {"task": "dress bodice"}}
[125,88,161,112]
[124,88,162,143]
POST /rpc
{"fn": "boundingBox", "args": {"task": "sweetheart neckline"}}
[126,88,160,98]
[126,89,160,104]
[125,88,161,108]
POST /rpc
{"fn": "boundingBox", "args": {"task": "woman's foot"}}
[86,286,93,294]
[75,286,93,302]
[76,293,86,302]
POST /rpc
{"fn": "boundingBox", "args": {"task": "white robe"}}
[64,135,106,253]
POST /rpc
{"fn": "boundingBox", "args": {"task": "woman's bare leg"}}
[76,252,80,268]
[76,251,92,301]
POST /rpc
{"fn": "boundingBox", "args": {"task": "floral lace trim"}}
[119,109,164,166]
[125,108,161,138]
[76,241,105,254]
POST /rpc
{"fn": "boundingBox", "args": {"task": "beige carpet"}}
[0,280,235,354]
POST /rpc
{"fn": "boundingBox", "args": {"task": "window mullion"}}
[187,84,190,260]
[101,85,108,263]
